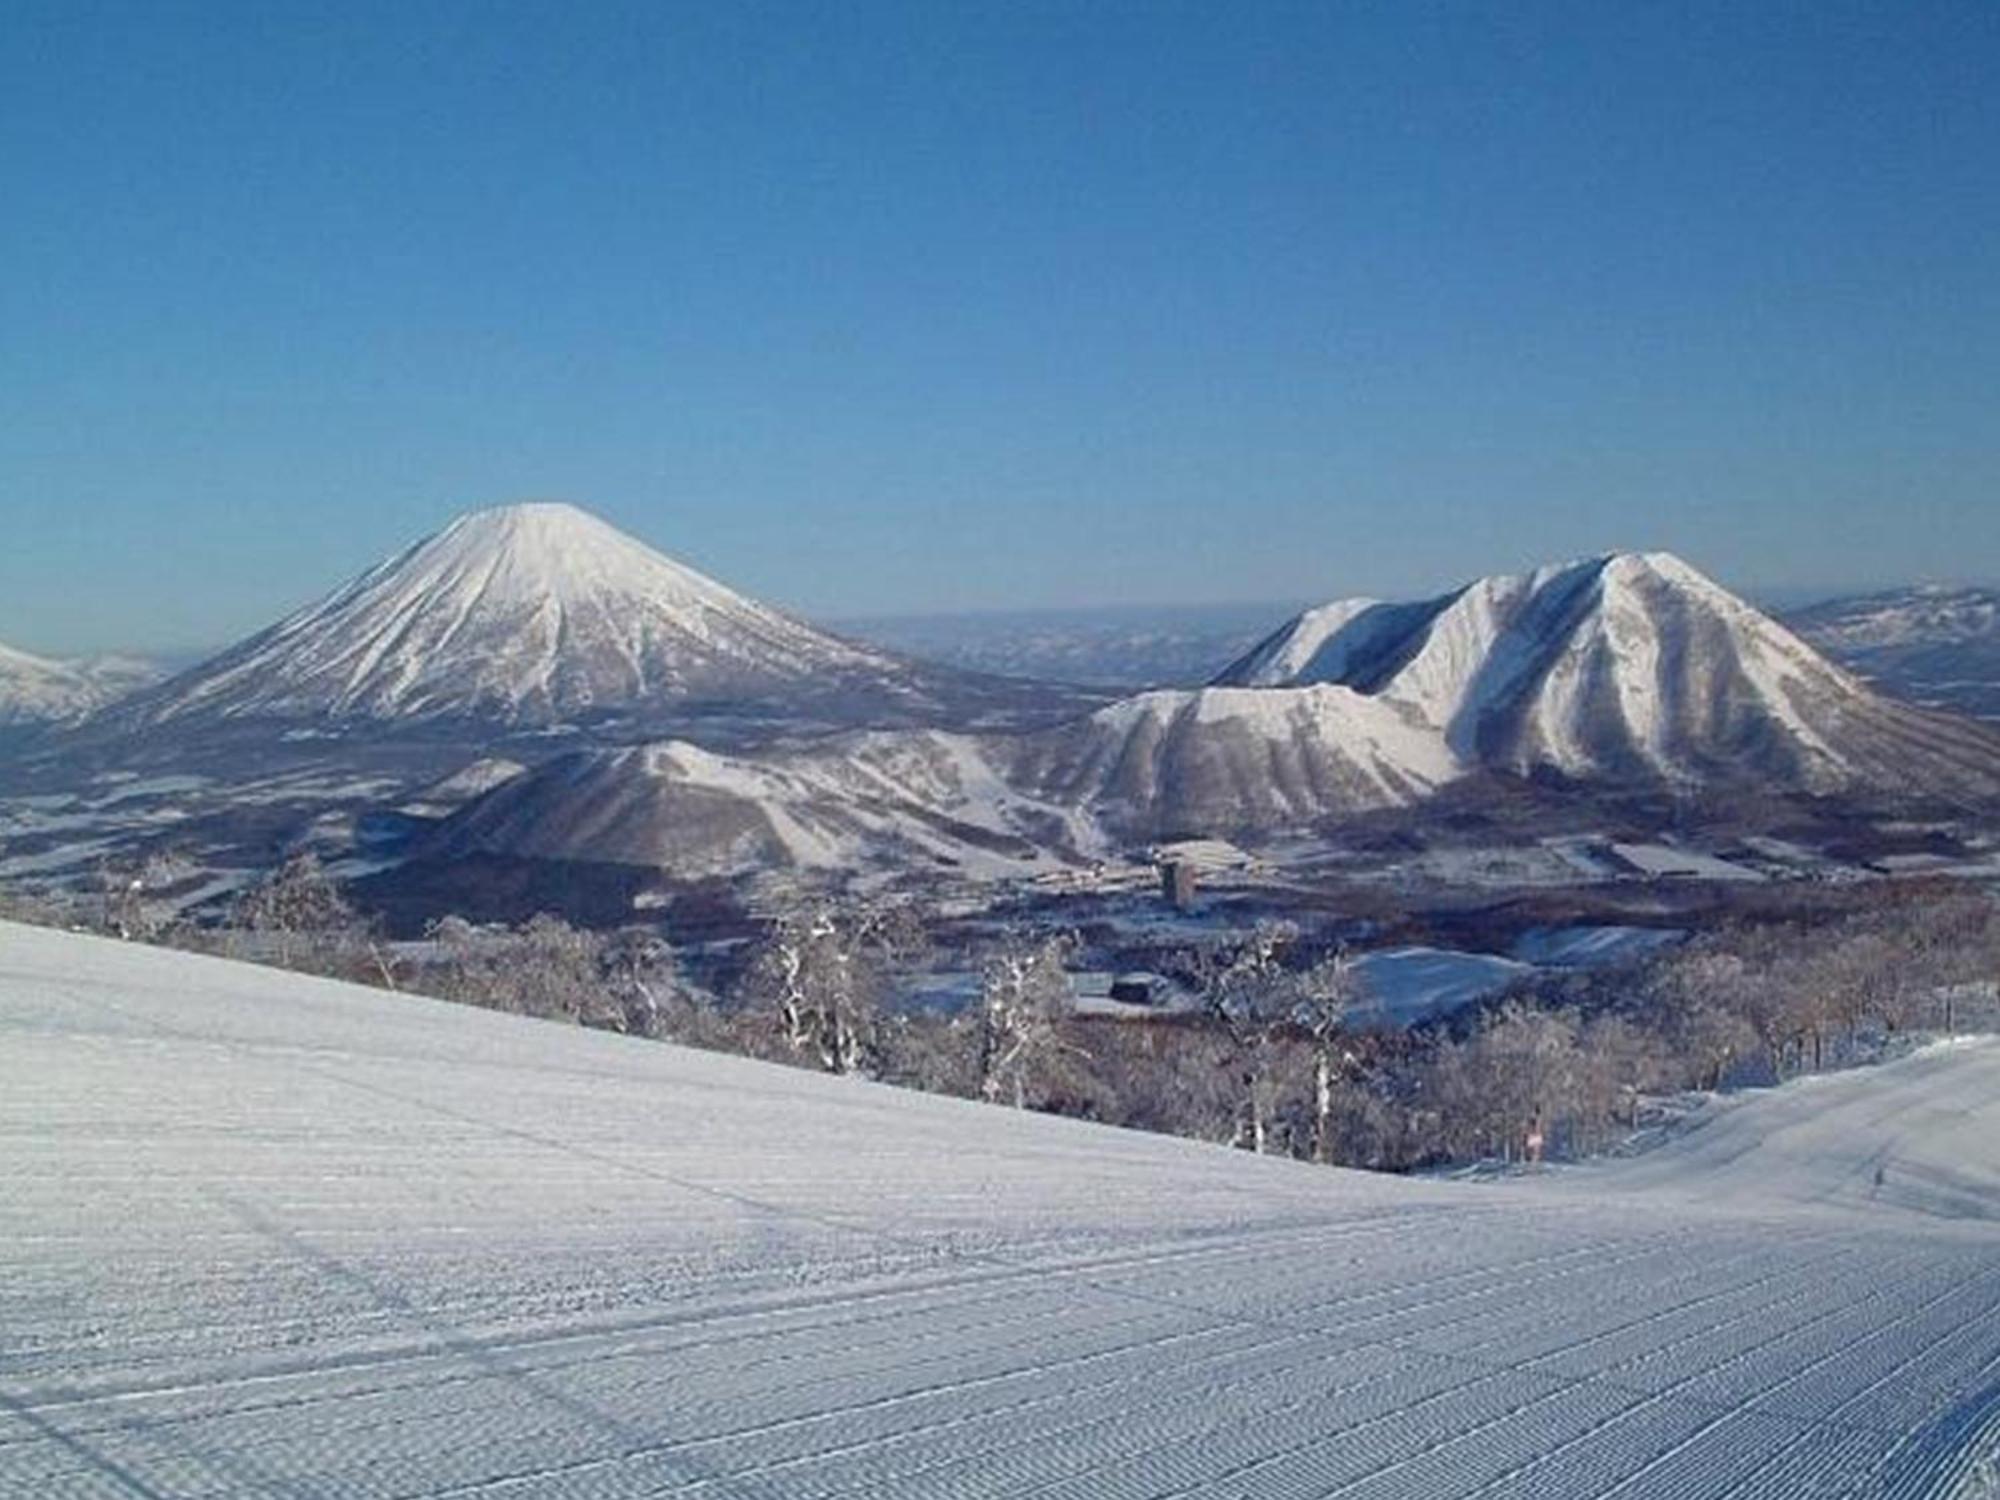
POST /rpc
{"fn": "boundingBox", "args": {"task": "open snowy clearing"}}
[3,923,1998,1498]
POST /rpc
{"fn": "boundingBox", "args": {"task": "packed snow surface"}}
[4,923,1999,1498]
[1610,842,1767,882]
[1350,945,1534,1024]
[1561,1037,2000,1222]
[1509,925,1688,967]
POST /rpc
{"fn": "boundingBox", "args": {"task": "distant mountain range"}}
[6,513,1993,732]
[5,508,1998,892]
[842,602,1288,689]
[424,551,2000,878]
[847,581,2000,726]
[0,643,159,727]
[1786,585,2000,723]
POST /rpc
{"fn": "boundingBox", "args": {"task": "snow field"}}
[2,922,1997,1497]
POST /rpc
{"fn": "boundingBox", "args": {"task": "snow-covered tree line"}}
[8,857,1999,1174]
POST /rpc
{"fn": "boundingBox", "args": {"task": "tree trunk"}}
[1313,1050,1333,1164]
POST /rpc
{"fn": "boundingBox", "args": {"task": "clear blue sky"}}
[3,1,1996,655]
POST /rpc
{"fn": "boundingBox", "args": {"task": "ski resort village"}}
[8,5,2000,1496]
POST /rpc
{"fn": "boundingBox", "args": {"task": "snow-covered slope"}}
[5,922,1999,1498]
[389,554,2000,882]
[1791,585,2000,655]
[0,641,158,725]
[1219,552,2000,795]
[106,502,970,731]
[421,559,2000,875]
[1568,1035,2000,1221]
[428,733,1082,878]
[1791,584,2000,722]
[0,641,99,725]
[1005,683,1459,834]
[429,685,1460,876]
[394,755,530,818]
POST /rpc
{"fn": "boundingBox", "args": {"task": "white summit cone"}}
[118,502,917,730]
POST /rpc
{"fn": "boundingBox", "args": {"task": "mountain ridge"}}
[424,552,2000,877]
[1211,551,1970,790]
[0,641,161,726]
[1788,584,2000,722]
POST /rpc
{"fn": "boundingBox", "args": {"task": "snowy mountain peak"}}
[427,551,2000,876]
[114,502,916,730]
[1216,551,1999,792]
[347,500,767,619]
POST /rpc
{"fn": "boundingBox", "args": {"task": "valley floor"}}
[3,922,1998,1498]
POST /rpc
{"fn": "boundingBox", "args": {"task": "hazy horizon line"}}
[12,572,1995,666]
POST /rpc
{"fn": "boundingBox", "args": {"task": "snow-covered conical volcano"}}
[116,502,929,730]
[1216,552,2000,793]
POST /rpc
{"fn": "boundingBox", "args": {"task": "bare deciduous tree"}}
[234,852,362,970]
[976,929,1081,1108]
[97,848,201,942]
[510,913,619,1026]
[1189,921,1300,1154]
[1294,948,1364,1163]
[749,895,923,1075]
